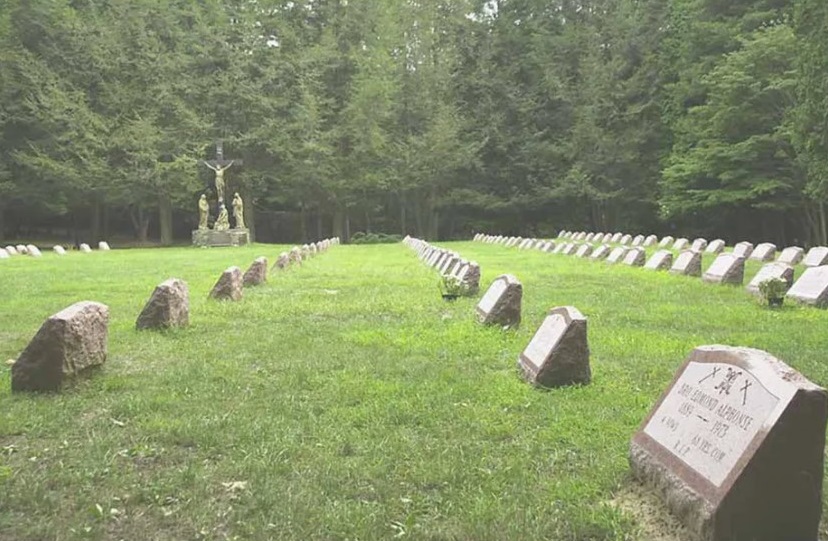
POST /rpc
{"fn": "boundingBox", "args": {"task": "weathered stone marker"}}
[476,274,522,329]
[644,235,658,247]
[517,306,590,388]
[750,243,776,262]
[746,262,794,295]
[632,235,645,247]
[5,245,17,255]
[53,245,66,256]
[273,252,290,270]
[670,249,702,277]
[98,241,111,251]
[136,278,189,330]
[672,238,690,251]
[611,232,623,243]
[705,239,726,255]
[732,241,754,259]
[26,244,42,257]
[243,257,268,287]
[645,250,673,271]
[630,345,827,541]
[620,234,632,245]
[79,243,92,253]
[0,248,8,259]
[702,254,745,285]
[458,262,481,295]
[209,266,243,301]
[777,246,804,266]
[590,245,611,260]
[562,243,577,256]
[659,236,674,248]
[803,246,828,267]
[575,244,593,258]
[623,247,646,267]
[12,301,109,392]
[691,238,708,252]
[786,265,828,307]
[607,246,629,264]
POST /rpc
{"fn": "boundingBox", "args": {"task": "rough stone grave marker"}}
[746,262,794,295]
[659,236,674,248]
[702,254,745,285]
[803,246,828,267]
[670,250,702,276]
[243,256,268,287]
[630,345,827,541]
[786,265,828,307]
[705,239,726,255]
[607,246,629,264]
[777,246,804,266]
[750,243,776,262]
[209,266,243,301]
[5,245,17,255]
[623,248,646,267]
[136,279,189,330]
[645,250,673,271]
[732,242,754,259]
[12,301,109,392]
[53,245,66,256]
[476,274,522,328]
[0,248,8,259]
[517,306,590,388]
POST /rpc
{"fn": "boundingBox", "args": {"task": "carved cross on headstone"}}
[202,140,243,203]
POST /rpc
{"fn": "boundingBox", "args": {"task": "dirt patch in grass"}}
[608,482,691,541]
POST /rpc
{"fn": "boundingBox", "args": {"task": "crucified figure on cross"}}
[203,160,234,203]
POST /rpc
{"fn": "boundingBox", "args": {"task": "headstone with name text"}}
[517,306,590,388]
[629,345,827,541]
[476,274,522,329]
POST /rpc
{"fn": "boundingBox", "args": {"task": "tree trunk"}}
[316,211,323,241]
[299,203,307,242]
[159,194,173,246]
[820,201,827,246]
[400,192,407,235]
[242,189,255,243]
[0,205,5,243]
[130,205,150,243]
[102,202,110,241]
[91,197,102,242]
[333,206,344,239]
[344,209,351,243]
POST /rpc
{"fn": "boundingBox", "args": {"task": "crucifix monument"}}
[192,140,250,247]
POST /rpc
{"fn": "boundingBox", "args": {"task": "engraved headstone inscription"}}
[517,306,590,388]
[630,345,827,541]
[702,254,745,285]
[476,274,522,329]
[786,265,828,307]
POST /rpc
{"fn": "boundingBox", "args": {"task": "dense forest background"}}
[0,0,826,245]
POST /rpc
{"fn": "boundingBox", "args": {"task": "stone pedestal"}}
[192,228,250,247]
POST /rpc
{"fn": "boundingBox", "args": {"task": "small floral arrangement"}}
[438,274,469,297]
[758,277,787,306]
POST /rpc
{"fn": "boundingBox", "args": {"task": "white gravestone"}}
[518,306,590,388]
[607,246,629,264]
[705,239,726,254]
[670,250,702,277]
[732,241,754,259]
[786,265,828,307]
[746,262,794,295]
[476,274,522,328]
[691,238,708,252]
[590,245,611,260]
[645,250,673,271]
[777,246,804,266]
[672,238,690,251]
[750,243,776,262]
[803,246,828,267]
[702,254,745,285]
[623,248,646,267]
[659,236,674,248]
[575,244,593,258]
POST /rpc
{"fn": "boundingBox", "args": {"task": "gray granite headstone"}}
[620,234,632,245]
[691,238,708,252]
[705,239,726,255]
[702,254,745,285]
[672,238,690,251]
[733,242,754,259]
[645,250,673,271]
[777,246,804,266]
[746,262,794,295]
[611,233,623,243]
[750,243,776,262]
[476,274,522,329]
[575,244,593,258]
[517,306,590,388]
[644,235,658,247]
[632,235,645,247]
[607,246,629,264]
[12,301,109,392]
[802,246,828,267]
[786,265,828,307]
[630,345,827,541]
[562,243,577,256]
[659,236,674,248]
[623,248,646,267]
[670,250,702,276]
[590,245,611,260]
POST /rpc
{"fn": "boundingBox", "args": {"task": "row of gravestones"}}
[474,233,828,307]
[404,237,481,295]
[471,271,827,541]
[0,241,111,259]
[8,238,340,393]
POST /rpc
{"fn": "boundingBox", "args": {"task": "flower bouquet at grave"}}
[758,277,787,307]
[438,275,470,301]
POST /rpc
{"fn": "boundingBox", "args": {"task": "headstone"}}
[691,238,708,253]
[702,254,745,285]
[632,235,645,247]
[575,244,593,258]
[273,252,290,270]
[301,244,311,259]
[590,245,611,261]
[576,232,587,241]
[243,257,268,287]
[629,345,827,541]
[562,243,577,256]
[620,234,632,245]
[746,262,794,295]
[136,279,189,330]
[558,230,566,238]
[611,233,623,243]
[802,246,828,267]
[53,245,66,256]
[476,274,522,329]
[607,246,629,264]
[460,262,481,295]
[623,248,646,267]
[645,250,673,271]
[750,243,776,262]
[517,306,590,388]
[79,243,92,253]
[289,247,302,265]
[732,241,754,259]
[26,244,42,257]
[643,235,658,247]
[672,238,689,251]
[0,248,8,259]
[777,246,804,266]
[659,236,674,248]
[11,301,109,392]
[5,245,17,255]
[705,239,726,255]
[98,241,111,251]
[542,241,555,253]
[16,244,27,254]
[552,243,567,254]
[786,266,828,307]
[585,233,595,242]
[209,266,243,301]
[670,249,702,277]
[603,233,614,243]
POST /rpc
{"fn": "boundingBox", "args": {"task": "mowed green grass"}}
[1,242,828,541]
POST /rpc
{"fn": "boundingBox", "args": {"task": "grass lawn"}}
[2,241,828,540]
